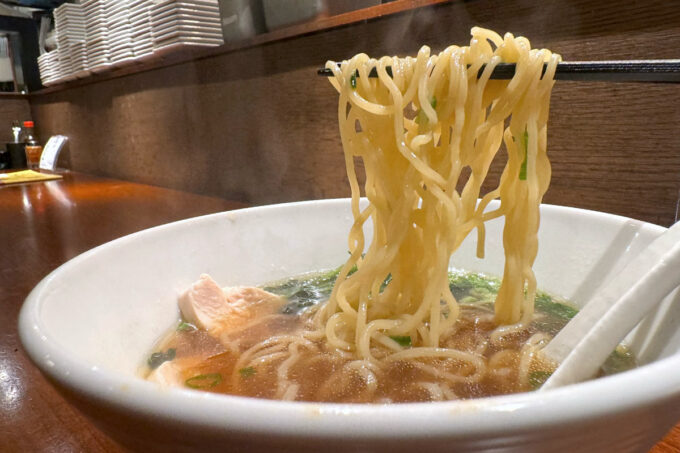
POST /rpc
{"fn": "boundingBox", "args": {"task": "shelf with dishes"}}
[32,0,450,95]
[39,0,224,87]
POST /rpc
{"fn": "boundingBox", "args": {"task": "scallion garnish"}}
[390,335,412,347]
[177,321,196,332]
[185,373,222,389]
[147,348,176,369]
[239,366,256,378]
[519,129,528,180]
[528,370,552,389]
[350,71,357,89]
[415,96,437,126]
[380,273,392,292]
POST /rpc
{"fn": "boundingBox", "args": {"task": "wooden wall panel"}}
[30,0,680,225]
[0,97,31,145]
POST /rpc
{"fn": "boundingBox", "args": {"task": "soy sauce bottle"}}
[22,121,42,169]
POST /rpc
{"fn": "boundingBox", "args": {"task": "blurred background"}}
[0,0,678,226]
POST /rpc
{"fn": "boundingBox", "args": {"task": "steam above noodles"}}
[319,27,561,362]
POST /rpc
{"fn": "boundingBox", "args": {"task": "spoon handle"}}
[540,221,680,390]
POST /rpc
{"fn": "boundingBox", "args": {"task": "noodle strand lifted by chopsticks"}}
[320,27,560,362]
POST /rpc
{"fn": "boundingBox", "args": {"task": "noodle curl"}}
[320,27,560,363]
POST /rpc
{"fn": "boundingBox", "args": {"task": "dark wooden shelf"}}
[0,92,28,98]
[29,0,450,97]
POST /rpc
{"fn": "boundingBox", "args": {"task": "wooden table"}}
[1,172,679,452]
[1,172,246,451]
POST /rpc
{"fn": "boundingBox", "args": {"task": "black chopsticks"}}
[317,60,680,83]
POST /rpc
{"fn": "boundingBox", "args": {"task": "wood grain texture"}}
[1,174,679,452]
[0,172,246,452]
[31,0,452,96]
[0,97,31,144]
[29,0,680,227]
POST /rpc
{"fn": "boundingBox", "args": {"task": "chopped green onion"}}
[390,335,412,347]
[185,373,222,389]
[415,96,437,126]
[535,293,578,320]
[469,287,492,298]
[448,271,500,301]
[380,273,392,292]
[239,366,256,378]
[602,347,636,375]
[415,110,426,125]
[519,129,528,180]
[528,371,552,389]
[350,72,357,89]
[276,263,361,315]
[147,348,176,369]
[177,321,196,332]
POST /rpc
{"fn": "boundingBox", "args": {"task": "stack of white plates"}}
[56,51,74,81]
[150,0,224,53]
[37,50,61,86]
[38,0,226,86]
[107,0,136,66]
[83,0,112,73]
[70,41,90,78]
[54,3,86,50]
[130,0,153,59]
[54,2,87,81]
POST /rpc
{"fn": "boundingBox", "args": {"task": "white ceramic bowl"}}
[19,199,680,452]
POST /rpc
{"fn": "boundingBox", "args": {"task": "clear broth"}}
[145,269,635,403]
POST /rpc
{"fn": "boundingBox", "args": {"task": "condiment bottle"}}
[11,120,21,142]
[22,121,42,169]
[6,120,26,169]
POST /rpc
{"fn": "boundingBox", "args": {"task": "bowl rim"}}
[18,198,680,440]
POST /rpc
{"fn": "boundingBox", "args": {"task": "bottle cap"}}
[23,121,34,128]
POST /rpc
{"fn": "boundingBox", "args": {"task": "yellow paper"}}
[0,170,63,185]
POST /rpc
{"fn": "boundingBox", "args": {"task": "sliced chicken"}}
[178,274,233,335]
[148,275,284,388]
[178,274,284,338]
[147,361,184,387]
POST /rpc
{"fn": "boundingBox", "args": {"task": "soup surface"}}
[144,269,635,403]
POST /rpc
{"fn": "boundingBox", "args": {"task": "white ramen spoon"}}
[540,219,680,390]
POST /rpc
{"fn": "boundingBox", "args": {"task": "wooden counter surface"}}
[1,172,246,451]
[1,172,679,451]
